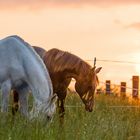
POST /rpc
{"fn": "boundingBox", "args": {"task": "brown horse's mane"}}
[44,48,92,76]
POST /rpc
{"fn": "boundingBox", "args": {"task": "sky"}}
[1,0,140,88]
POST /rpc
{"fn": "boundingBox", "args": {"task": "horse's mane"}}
[7,35,53,96]
[44,48,92,76]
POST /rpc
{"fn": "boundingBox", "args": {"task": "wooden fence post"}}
[106,80,111,94]
[96,89,101,94]
[120,82,126,97]
[132,76,139,98]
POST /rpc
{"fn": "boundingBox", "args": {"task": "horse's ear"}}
[51,93,58,103]
[95,67,102,74]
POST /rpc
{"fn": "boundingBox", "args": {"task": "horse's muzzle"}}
[47,116,52,121]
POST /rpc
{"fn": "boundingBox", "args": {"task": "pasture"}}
[0,92,140,140]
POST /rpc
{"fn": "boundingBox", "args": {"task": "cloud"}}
[0,0,47,10]
[1,0,140,10]
[126,22,140,30]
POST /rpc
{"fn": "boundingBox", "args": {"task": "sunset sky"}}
[1,0,140,87]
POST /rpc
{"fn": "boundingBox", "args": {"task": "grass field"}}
[0,93,140,140]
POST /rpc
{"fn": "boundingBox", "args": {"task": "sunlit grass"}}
[0,93,140,140]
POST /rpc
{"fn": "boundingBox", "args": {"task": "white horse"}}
[0,36,57,119]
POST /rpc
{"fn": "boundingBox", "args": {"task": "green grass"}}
[0,93,140,140]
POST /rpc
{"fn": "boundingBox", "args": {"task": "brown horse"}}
[13,47,102,117]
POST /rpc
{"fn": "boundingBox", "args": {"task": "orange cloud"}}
[1,0,140,10]
[126,22,140,30]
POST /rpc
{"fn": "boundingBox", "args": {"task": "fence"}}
[96,76,139,99]
[70,59,140,99]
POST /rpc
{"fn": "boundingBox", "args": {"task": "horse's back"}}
[0,36,31,54]
[0,37,32,84]
[33,46,47,59]
[0,36,32,67]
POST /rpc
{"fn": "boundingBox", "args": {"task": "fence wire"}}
[86,59,140,65]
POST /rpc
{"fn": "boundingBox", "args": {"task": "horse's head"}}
[75,67,102,112]
[29,94,57,121]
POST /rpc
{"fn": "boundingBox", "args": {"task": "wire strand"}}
[85,59,140,65]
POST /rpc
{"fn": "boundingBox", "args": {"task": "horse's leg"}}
[12,90,19,115]
[57,91,67,125]
[57,98,65,117]
[18,88,28,117]
[1,80,11,112]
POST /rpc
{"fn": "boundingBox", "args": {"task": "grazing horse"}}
[13,45,101,118]
[43,49,102,116]
[0,36,57,119]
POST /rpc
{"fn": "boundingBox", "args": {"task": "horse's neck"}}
[64,68,80,79]
[24,52,52,100]
[45,51,91,80]
[54,63,89,80]
[29,74,52,101]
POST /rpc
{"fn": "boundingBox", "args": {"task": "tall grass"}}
[0,93,140,140]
